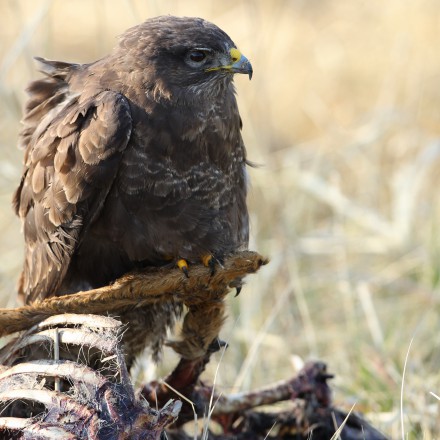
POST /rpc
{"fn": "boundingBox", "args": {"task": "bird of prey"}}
[13,16,252,361]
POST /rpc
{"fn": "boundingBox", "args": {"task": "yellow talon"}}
[177,259,189,278]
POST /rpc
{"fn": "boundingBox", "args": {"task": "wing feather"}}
[14,62,132,303]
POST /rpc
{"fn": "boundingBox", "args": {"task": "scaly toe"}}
[177,259,189,278]
[201,254,216,276]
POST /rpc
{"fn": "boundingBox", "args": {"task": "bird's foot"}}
[176,254,223,277]
[177,259,189,278]
[201,254,216,276]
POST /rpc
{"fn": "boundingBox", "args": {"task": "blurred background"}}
[1,0,440,437]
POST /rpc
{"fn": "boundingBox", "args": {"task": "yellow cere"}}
[229,48,242,63]
[205,47,243,73]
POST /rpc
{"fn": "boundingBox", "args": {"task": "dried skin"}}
[0,314,179,439]
[0,251,267,361]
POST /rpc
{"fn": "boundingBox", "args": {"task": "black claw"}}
[208,257,216,276]
[235,286,242,297]
[182,266,189,278]
[207,337,228,353]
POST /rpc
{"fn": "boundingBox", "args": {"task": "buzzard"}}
[13,16,252,360]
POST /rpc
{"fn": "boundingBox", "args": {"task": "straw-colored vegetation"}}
[1,1,440,437]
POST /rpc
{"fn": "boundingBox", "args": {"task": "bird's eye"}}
[188,50,207,63]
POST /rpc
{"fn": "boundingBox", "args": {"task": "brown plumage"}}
[13,16,252,361]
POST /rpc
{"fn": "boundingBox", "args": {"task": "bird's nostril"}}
[230,48,242,64]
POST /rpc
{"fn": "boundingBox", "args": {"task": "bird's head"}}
[115,16,252,103]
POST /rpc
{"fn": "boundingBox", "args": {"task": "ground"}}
[1,1,440,438]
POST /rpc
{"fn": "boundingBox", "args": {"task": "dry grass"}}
[1,0,440,437]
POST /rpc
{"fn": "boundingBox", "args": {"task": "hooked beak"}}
[228,48,253,80]
[206,48,253,80]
